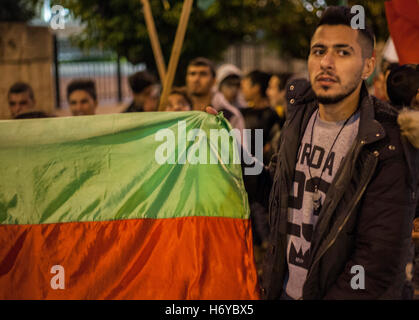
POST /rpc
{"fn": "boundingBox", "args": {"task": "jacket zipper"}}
[305,148,378,281]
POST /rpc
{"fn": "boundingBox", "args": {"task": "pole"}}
[116,54,122,103]
[158,0,194,110]
[53,34,61,109]
[141,0,167,83]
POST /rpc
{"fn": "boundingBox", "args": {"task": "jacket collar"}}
[357,82,386,145]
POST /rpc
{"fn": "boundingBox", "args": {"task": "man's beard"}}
[316,77,361,105]
[190,90,208,97]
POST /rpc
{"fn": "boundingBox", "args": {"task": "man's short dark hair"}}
[245,70,271,98]
[8,82,34,100]
[67,79,97,101]
[316,6,375,58]
[187,57,216,78]
[128,71,157,94]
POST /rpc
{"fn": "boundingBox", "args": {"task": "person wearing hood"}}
[216,64,246,110]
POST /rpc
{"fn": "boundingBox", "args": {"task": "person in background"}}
[66,79,98,116]
[387,64,419,299]
[239,70,283,268]
[241,70,281,164]
[165,87,192,112]
[373,58,399,102]
[216,64,246,110]
[124,71,159,113]
[387,64,419,110]
[185,57,245,134]
[266,72,293,125]
[7,82,50,119]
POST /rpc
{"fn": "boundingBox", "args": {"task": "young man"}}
[165,87,192,112]
[7,82,49,119]
[255,6,418,299]
[241,70,282,165]
[241,70,271,110]
[124,71,159,113]
[67,79,98,116]
[266,72,293,120]
[185,57,245,132]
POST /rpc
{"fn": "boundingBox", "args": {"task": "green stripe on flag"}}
[0,112,249,225]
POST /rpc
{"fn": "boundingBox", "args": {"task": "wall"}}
[0,23,54,119]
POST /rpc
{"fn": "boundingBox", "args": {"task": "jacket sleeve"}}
[323,151,416,299]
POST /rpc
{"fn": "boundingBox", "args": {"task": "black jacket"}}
[258,79,419,299]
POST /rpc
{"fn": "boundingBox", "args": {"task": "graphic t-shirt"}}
[285,109,360,300]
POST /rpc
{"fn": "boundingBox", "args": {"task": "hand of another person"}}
[205,106,218,115]
[413,218,419,240]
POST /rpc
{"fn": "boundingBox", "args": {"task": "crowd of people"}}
[4,5,419,300]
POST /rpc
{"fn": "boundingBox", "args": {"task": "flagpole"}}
[141,0,167,83]
[158,0,194,111]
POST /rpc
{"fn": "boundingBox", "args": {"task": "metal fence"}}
[54,37,145,109]
[54,38,303,109]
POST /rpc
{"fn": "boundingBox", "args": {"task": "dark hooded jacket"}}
[257,79,419,299]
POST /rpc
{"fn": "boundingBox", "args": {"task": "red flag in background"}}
[385,0,419,64]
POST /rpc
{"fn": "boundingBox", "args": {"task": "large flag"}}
[385,0,419,64]
[0,111,260,299]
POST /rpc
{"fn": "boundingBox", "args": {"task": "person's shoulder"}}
[370,95,399,126]
[367,96,418,166]
[285,78,316,114]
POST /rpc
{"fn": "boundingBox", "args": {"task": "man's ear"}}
[362,56,376,80]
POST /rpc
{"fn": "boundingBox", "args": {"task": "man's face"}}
[8,91,35,117]
[241,77,260,103]
[308,25,372,105]
[266,76,285,107]
[132,85,158,112]
[166,93,191,111]
[220,80,240,104]
[186,65,215,97]
[68,90,97,116]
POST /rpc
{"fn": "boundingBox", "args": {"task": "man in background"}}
[266,72,293,122]
[185,57,245,132]
[66,79,98,116]
[7,82,49,119]
[124,71,159,113]
[241,70,282,164]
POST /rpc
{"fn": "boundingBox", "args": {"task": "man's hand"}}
[205,106,218,115]
[413,218,419,240]
[398,110,419,149]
